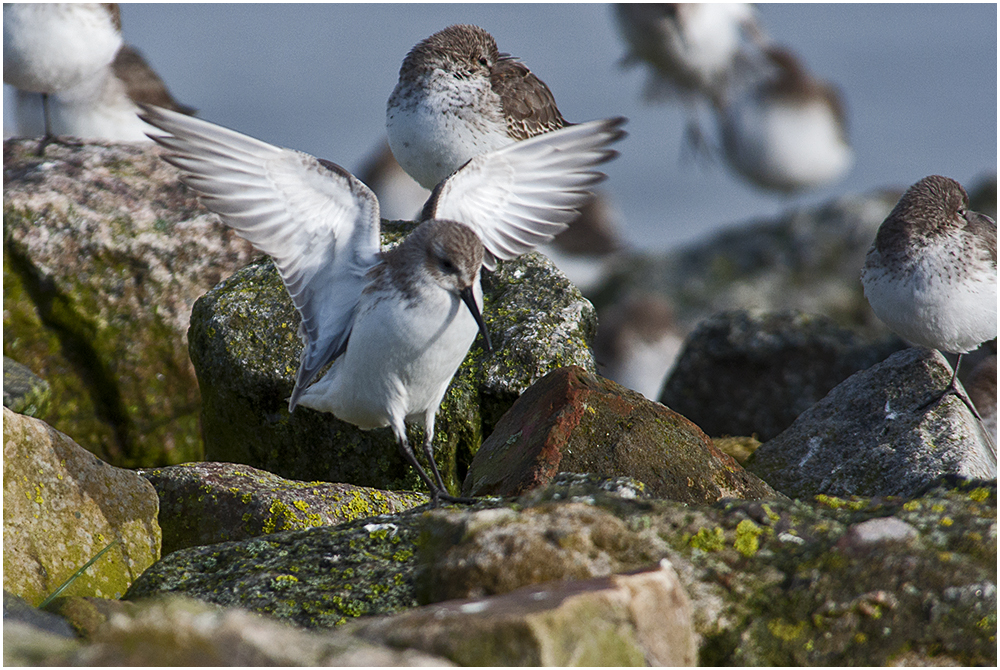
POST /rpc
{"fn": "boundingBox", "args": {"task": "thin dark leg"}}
[36,92,54,156]
[395,435,476,507]
[394,435,445,507]
[919,354,982,420]
[421,433,449,494]
[422,435,477,504]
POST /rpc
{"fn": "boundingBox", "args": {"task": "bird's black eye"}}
[439,257,458,274]
[478,56,489,67]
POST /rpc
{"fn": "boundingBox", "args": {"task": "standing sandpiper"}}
[861,175,997,439]
[386,24,568,189]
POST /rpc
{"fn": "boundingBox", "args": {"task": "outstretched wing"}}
[422,117,626,271]
[139,104,381,411]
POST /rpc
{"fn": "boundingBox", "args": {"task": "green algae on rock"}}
[120,475,994,664]
[123,505,456,628]
[140,461,426,555]
[3,408,161,606]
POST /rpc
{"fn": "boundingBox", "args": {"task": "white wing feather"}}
[425,117,626,270]
[138,104,381,411]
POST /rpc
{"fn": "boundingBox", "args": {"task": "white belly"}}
[297,280,483,428]
[386,76,512,189]
[862,248,997,353]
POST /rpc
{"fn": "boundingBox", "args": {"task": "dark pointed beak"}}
[459,286,493,353]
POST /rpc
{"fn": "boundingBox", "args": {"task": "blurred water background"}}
[4,2,996,252]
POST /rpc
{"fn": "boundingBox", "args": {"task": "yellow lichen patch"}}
[767,618,807,641]
[734,519,763,557]
[968,487,991,503]
[688,526,726,552]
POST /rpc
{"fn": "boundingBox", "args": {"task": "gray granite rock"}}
[3,138,257,466]
[660,310,905,441]
[747,348,997,498]
[3,591,75,639]
[188,226,597,493]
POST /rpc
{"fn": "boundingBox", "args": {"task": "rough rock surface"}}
[5,595,453,666]
[417,483,995,666]
[140,461,426,556]
[3,408,161,605]
[348,561,696,666]
[3,139,256,466]
[659,310,905,441]
[120,476,995,666]
[124,505,431,628]
[4,591,75,639]
[966,353,997,443]
[188,229,597,492]
[462,365,777,502]
[748,348,997,498]
[2,356,50,417]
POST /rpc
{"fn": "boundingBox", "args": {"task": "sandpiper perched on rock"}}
[4,3,123,148]
[861,175,997,444]
[140,104,625,505]
[5,3,193,147]
[717,46,853,193]
[386,24,568,189]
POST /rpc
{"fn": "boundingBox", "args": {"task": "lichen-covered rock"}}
[462,365,777,502]
[748,348,997,498]
[18,595,453,666]
[120,475,995,665]
[2,408,161,605]
[2,356,50,417]
[3,139,256,466]
[139,461,426,555]
[348,561,697,666]
[417,481,997,666]
[188,226,597,493]
[123,506,438,628]
[659,310,905,441]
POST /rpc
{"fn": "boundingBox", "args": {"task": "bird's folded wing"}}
[423,117,626,271]
[139,104,381,409]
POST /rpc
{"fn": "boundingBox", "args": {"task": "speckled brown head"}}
[398,24,567,139]
[873,175,997,265]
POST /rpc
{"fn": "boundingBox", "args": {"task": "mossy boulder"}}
[139,461,426,556]
[3,138,256,466]
[188,224,597,494]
